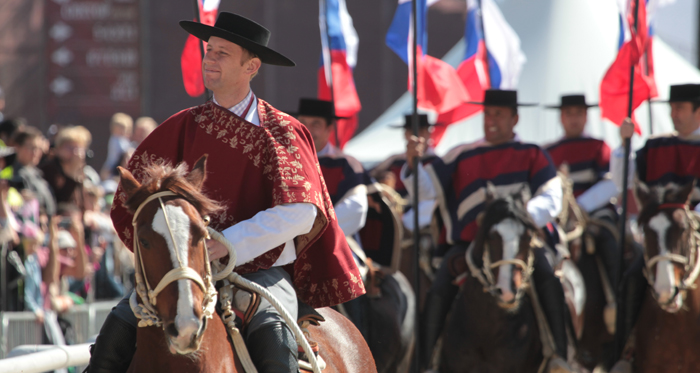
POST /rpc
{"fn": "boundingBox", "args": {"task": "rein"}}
[465,233,538,308]
[643,204,700,311]
[129,191,217,328]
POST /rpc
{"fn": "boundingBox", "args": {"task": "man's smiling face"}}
[202,36,253,93]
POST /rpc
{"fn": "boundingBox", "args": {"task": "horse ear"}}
[517,184,531,203]
[634,180,652,208]
[117,167,141,198]
[485,182,498,204]
[187,154,208,190]
[676,180,697,205]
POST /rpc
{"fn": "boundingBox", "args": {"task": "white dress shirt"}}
[611,126,700,213]
[401,137,562,230]
[214,91,318,266]
[318,143,368,236]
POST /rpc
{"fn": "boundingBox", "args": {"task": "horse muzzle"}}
[165,316,207,355]
[653,286,683,313]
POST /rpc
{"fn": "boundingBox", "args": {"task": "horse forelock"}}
[124,161,223,219]
[477,197,536,244]
[638,183,690,225]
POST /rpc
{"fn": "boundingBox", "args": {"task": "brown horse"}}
[439,185,546,373]
[631,181,700,372]
[118,155,377,373]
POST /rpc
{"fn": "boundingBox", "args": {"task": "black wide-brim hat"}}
[653,84,700,103]
[180,12,295,67]
[545,94,598,109]
[292,98,348,120]
[390,114,433,129]
[467,89,537,107]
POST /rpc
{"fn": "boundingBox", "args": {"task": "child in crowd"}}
[100,113,133,180]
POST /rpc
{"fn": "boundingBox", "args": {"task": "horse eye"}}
[139,238,150,249]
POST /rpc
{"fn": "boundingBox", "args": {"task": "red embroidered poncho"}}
[111,100,365,308]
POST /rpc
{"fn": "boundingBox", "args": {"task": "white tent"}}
[344,0,700,166]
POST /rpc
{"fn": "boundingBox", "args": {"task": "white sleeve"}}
[334,190,368,237]
[222,203,317,265]
[695,203,700,214]
[576,179,619,213]
[402,199,437,232]
[611,146,636,191]
[400,162,437,202]
[527,177,563,228]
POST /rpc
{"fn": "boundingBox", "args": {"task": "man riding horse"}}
[405,89,573,372]
[87,13,365,373]
[544,94,620,322]
[293,98,370,335]
[613,83,700,367]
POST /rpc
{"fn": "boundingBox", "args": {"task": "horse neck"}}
[132,315,237,373]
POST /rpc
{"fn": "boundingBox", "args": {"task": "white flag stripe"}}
[202,0,220,12]
[481,0,526,89]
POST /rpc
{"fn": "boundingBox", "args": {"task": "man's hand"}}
[206,239,229,261]
[406,136,426,168]
[620,118,635,140]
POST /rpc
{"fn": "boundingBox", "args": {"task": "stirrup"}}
[609,359,632,373]
[547,355,573,373]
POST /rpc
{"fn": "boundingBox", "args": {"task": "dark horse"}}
[439,185,546,373]
[630,181,700,373]
[118,155,377,373]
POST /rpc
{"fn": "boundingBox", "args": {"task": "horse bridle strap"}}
[465,241,535,300]
[130,190,217,328]
[644,205,700,296]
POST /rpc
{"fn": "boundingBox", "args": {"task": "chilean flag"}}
[318,0,361,148]
[180,0,220,97]
[432,0,525,145]
[385,0,470,116]
[599,0,654,135]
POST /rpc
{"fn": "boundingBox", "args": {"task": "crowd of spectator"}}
[0,110,156,345]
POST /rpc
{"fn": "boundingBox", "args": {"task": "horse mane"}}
[474,193,537,248]
[124,161,223,218]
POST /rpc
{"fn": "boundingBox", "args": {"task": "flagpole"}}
[477,0,492,88]
[645,51,653,135]
[411,0,422,370]
[616,0,640,360]
[193,0,210,102]
[321,0,342,147]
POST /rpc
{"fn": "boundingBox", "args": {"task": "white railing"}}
[0,299,119,369]
[0,343,91,373]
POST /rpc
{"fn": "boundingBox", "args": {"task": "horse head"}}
[636,180,699,313]
[118,155,222,354]
[469,182,538,310]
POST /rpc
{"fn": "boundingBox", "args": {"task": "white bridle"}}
[129,191,218,328]
[643,204,700,312]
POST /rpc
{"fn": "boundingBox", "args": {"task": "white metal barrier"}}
[0,300,118,360]
[0,343,91,373]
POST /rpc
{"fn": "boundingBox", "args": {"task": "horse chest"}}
[441,281,543,372]
[634,292,700,373]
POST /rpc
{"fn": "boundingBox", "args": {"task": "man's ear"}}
[247,57,261,77]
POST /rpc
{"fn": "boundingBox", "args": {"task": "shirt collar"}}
[318,142,334,157]
[213,89,255,118]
